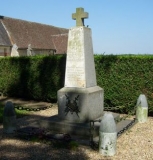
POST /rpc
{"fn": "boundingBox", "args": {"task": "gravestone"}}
[11,44,19,57]
[58,8,104,122]
[27,44,33,56]
[3,101,17,133]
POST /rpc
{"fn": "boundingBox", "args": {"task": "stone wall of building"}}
[0,46,11,57]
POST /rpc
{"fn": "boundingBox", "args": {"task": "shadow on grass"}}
[0,104,29,124]
[0,136,89,160]
[0,107,93,160]
[0,96,53,123]
[0,114,91,160]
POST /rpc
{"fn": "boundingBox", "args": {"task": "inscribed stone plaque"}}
[65,27,97,88]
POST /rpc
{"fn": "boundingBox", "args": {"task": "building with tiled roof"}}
[0,16,68,56]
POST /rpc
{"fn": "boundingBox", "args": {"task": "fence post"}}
[99,112,117,156]
[136,94,148,123]
[3,101,17,133]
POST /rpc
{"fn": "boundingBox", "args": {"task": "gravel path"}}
[0,102,153,160]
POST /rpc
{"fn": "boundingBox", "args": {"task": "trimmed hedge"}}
[0,55,66,102]
[95,54,153,114]
[0,54,153,114]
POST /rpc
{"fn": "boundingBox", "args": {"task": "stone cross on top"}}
[72,7,88,26]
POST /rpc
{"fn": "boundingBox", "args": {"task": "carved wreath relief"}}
[64,94,80,117]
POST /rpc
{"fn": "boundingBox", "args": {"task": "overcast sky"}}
[1,0,153,54]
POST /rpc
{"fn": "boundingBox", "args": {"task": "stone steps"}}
[20,112,137,148]
[30,112,137,140]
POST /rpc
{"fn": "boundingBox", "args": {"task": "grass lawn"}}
[0,103,29,124]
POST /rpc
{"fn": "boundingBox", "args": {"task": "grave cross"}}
[72,8,88,26]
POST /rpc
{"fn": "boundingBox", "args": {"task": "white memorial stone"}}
[65,27,97,88]
[27,44,33,56]
[11,44,19,57]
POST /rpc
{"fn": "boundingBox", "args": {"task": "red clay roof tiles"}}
[0,16,68,54]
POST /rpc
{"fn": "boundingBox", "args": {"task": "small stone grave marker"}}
[11,44,19,57]
[3,101,17,133]
[27,44,33,56]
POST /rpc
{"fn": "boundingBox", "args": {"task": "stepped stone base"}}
[30,112,120,138]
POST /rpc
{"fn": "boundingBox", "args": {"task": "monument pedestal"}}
[58,86,104,122]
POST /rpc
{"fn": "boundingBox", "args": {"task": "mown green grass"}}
[0,103,29,123]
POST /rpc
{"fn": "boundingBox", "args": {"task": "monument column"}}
[58,8,104,122]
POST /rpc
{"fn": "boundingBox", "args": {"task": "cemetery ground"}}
[0,97,153,160]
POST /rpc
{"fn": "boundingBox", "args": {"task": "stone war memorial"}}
[35,7,104,137]
[58,7,104,122]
